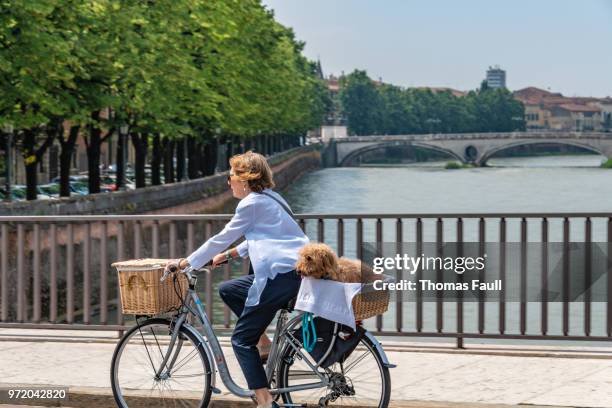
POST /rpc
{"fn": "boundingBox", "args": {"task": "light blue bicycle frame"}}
[160,266,333,399]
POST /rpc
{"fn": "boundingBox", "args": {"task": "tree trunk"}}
[176,138,185,181]
[23,126,56,200]
[151,133,161,185]
[131,132,148,188]
[263,135,268,152]
[86,111,102,194]
[203,141,216,176]
[199,142,207,176]
[116,130,126,190]
[163,138,175,183]
[225,137,233,170]
[187,136,199,179]
[59,125,80,197]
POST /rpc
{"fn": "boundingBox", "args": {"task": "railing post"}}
[83,222,91,324]
[456,217,464,349]
[376,218,383,332]
[436,218,443,333]
[499,217,506,335]
[100,221,108,325]
[416,218,423,333]
[478,217,485,334]
[520,218,527,335]
[562,217,570,336]
[337,218,344,257]
[584,217,591,337]
[541,218,548,336]
[66,223,74,324]
[17,223,25,322]
[50,224,58,323]
[33,223,41,323]
[1,223,8,322]
[395,218,403,333]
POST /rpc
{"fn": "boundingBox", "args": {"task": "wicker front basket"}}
[352,281,390,321]
[112,258,188,315]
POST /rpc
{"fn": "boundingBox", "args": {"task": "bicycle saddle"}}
[283,296,297,312]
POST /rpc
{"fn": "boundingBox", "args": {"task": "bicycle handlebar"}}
[160,258,228,282]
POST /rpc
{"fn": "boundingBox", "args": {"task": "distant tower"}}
[314,58,324,80]
[486,65,506,89]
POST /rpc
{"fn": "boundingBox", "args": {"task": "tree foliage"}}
[0,0,327,198]
[340,70,526,136]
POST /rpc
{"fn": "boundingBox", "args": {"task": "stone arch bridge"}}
[322,132,612,167]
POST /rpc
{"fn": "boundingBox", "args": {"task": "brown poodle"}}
[296,242,375,283]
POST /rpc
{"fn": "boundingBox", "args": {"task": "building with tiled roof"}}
[513,87,609,131]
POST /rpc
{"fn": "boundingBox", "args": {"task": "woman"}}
[165,151,308,408]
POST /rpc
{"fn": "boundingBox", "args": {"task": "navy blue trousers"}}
[218,270,301,390]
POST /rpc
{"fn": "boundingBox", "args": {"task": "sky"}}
[262,0,612,97]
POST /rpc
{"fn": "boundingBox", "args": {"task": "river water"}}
[281,154,612,345]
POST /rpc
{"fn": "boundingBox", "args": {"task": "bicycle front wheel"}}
[110,318,212,408]
[277,333,391,407]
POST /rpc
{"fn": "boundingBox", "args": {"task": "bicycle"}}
[110,264,394,407]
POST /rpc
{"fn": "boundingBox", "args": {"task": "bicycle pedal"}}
[212,387,222,394]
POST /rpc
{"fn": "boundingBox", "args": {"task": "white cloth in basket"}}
[294,277,362,330]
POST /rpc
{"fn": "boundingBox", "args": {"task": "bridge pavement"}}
[0,329,611,407]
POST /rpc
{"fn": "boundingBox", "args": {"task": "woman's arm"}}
[185,200,255,269]
[177,247,241,269]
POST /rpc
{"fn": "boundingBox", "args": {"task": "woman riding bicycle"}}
[165,151,308,408]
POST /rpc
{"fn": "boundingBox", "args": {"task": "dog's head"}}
[295,243,338,279]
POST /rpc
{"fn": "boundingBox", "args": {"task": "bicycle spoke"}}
[171,348,200,373]
[279,335,389,407]
[343,350,369,373]
[112,321,211,408]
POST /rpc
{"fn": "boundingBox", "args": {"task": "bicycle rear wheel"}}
[111,317,212,408]
[277,333,391,407]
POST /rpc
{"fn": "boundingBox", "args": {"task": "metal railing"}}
[0,213,611,347]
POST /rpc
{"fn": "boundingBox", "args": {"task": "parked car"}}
[69,181,89,195]
[6,185,51,200]
[38,183,60,199]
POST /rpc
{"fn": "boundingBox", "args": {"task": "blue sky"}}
[262,0,612,97]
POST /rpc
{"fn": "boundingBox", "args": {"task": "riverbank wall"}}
[0,145,321,216]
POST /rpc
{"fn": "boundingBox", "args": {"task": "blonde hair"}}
[229,150,275,193]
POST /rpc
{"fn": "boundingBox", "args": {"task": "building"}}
[514,87,608,132]
[598,99,612,132]
[486,66,506,89]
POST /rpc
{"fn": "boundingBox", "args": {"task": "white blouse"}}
[187,188,309,307]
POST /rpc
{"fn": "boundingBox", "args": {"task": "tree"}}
[340,70,384,135]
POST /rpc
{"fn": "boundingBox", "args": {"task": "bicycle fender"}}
[364,331,397,368]
[181,323,221,394]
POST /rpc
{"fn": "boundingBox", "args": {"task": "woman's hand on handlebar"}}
[164,259,181,274]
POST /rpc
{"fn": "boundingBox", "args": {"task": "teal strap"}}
[301,312,317,352]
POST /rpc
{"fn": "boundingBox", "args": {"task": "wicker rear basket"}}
[352,280,390,321]
[112,258,188,315]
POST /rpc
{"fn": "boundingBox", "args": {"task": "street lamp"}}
[119,124,129,190]
[2,123,13,202]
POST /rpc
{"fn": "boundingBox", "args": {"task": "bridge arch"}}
[477,140,606,166]
[338,141,464,166]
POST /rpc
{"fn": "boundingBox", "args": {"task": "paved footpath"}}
[0,329,611,407]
